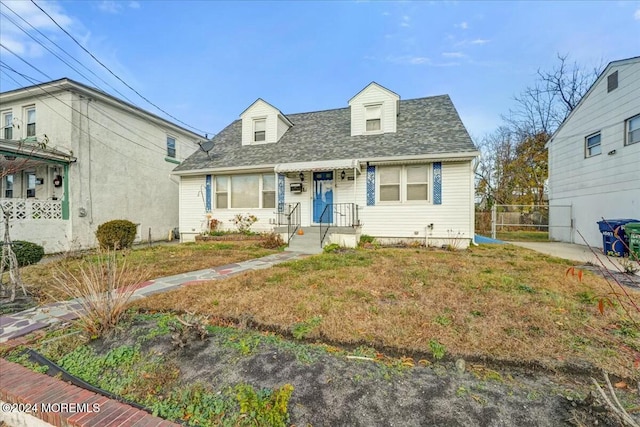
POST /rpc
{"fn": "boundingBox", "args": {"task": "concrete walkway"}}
[509,241,640,276]
[0,251,306,343]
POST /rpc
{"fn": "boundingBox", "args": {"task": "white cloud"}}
[401,15,410,28]
[98,1,140,14]
[442,52,466,58]
[456,21,469,30]
[635,8,640,20]
[98,1,121,14]
[471,39,490,45]
[0,1,74,59]
[380,55,430,65]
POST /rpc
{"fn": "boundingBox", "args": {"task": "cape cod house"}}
[546,57,640,247]
[0,78,202,253]
[175,83,479,251]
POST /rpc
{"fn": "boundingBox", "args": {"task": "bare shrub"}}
[51,250,150,337]
[261,232,285,249]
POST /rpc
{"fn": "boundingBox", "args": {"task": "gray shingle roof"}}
[174,95,477,172]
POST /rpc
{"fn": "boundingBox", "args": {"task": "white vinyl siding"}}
[359,161,473,243]
[179,176,208,240]
[349,83,399,136]
[240,99,291,145]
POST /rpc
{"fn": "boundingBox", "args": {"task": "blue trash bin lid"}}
[597,219,640,232]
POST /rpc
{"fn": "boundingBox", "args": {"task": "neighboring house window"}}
[626,114,640,146]
[26,107,36,137]
[215,173,274,209]
[166,136,176,158]
[2,111,12,140]
[378,165,430,203]
[4,175,13,198]
[262,175,275,209]
[215,176,228,209]
[254,119,266,142]
[585,132,601,157]
[607,71,618,92]
[365,104,382,132]
[26,172,36,198]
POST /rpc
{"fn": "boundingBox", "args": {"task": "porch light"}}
[341,170,346,180]
[299,172,304,181]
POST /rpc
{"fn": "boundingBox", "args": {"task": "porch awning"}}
[274,159,360,173]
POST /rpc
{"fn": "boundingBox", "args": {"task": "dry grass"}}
[19,241,278,303]
[134,244,640,379]
[51,250,149,337]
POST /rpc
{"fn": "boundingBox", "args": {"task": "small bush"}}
[10,241,45,266]
[208,217,221,233]
[96,220,137,250]
[230,213,258,235]
[323,243,341,253]
[261,232,285,249]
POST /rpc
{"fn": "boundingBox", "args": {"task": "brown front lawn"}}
[134,244,640,380]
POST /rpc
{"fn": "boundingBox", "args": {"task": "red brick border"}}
[0,359,179,426]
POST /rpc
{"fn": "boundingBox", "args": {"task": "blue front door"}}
[313,172,333,223]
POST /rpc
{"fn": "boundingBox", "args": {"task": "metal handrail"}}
[319,203,359,246]
[277,203,301,243]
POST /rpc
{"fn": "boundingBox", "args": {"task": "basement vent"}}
[607,70,618,92]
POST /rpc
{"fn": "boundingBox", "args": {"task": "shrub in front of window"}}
[96,220,137,250]
[230,213,258,235]
[9,240,45,266]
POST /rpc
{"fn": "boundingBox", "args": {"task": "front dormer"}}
[348,82,400,136]
[240,98,292,145]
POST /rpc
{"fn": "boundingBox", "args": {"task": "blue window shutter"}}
[433,162,442,205]
[277,173,285,211]
[366,165,375,206]
[205,175,212,211]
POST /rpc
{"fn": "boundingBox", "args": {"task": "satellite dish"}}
[199,140,214,153]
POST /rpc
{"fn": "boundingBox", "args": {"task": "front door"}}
[313,172,333,223]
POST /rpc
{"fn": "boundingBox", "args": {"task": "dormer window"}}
[254,118,266,142]
[365,104,382,132]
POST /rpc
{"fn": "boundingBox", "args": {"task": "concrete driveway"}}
[509,241,640,276]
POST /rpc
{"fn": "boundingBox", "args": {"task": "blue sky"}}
[1,0,639,141]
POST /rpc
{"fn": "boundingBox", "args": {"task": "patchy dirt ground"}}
[75,315,637,427]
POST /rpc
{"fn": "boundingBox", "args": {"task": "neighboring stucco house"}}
[547,57,640,247]
[0,78,202,253]
[175,83,479,250]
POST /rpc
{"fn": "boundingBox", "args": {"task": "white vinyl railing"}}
[0,198,63,220]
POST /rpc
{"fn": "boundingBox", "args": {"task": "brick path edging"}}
[0,359,179,427]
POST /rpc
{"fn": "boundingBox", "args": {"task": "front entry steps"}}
[285,227,323,254]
